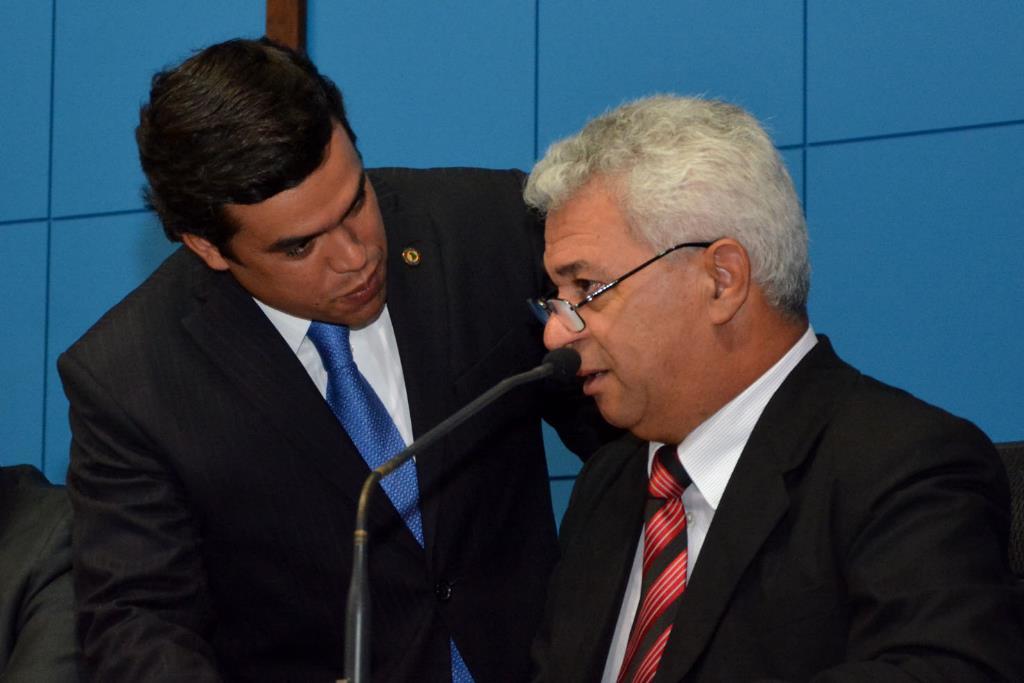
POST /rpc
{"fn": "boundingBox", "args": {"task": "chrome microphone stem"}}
[344,472,379,683]
[376,363,553,478]
[342,348,579,681]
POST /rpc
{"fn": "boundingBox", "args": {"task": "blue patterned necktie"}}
[306,321,474,683]
[307,321,423,543]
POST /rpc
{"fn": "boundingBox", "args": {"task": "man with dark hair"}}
[59,38,613,681]
[526,95,1023,682]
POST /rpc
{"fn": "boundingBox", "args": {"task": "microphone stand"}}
[340,361,562,683]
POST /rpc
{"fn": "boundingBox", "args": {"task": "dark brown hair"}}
[136,37,356,255]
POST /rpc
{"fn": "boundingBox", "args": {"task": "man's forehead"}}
[543,218,608,249]
[543,192,643,272]
[224,127,363,243]
[543,218,605,264]
[544,228,643,287]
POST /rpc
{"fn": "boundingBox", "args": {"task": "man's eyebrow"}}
[265,171,367,254]
[553,260,588,280]
[267,230,324,254]
[341,171,367,221]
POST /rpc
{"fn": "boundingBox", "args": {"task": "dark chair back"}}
[995,441,1024,578]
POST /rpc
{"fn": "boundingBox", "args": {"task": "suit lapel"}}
[654,338,857,683]
[562,438,650,681]
[372,174,454,563]
[180,253,422,553]
[653,439,790,682]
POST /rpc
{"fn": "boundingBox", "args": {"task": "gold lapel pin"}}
[401,247,422,266]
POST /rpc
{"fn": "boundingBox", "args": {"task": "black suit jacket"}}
[0,465,79,681]
[59,168,613,682]
[533,338,1024,682]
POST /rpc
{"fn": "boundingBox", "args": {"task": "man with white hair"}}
[526,95,1023,682]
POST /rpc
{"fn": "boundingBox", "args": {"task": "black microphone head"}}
[543,347,581,385]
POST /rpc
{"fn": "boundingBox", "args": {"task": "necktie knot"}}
[648,444,690,499]
[307,321,355,370]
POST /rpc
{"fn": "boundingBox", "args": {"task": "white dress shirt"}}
[600,326,818,681]
[254,299,415,446]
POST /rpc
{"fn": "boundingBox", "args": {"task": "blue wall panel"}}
[0,222,48,468]
[309,1,536,170]
[0,1,52,223]
[806,125,1024,441]
[544,422,584,478]
[50,2,263,218]
[538,0,804,154]
[807,1,1024,142]
[549,479,575,531]
[44,213,175,482]
[2,1,1022,488]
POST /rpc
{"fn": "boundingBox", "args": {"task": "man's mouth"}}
[340,264,382,305]
[580,369,607,394]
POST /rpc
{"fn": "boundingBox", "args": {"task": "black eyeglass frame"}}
[529,240,714,333]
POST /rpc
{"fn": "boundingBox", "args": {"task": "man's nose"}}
[325,228,367,273]
[543,316,583,351]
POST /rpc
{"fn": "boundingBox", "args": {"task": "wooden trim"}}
[266,0,307,52]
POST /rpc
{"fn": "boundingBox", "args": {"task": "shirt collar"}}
[252,298,394,353]
[253,298,311,354]
[650,325,818,510]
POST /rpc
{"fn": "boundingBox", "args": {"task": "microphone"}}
[541,347,583,386]
[341,348,581,683]
[378,347,579,477]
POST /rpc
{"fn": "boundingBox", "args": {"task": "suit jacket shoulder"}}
[0,465,79,681]
[369,166,545,292]
[369,166,616,456]
[532,435,648,683]
[557,435,646,547]
[59,168,614,682]
[534,337,1024,683]
[60,247,252,369]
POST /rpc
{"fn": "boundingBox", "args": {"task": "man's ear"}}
[704,239,750,325]
[181,233,231,271]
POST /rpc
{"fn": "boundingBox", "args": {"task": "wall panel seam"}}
[807,119,1024,149]
[802,0,809,209]
[51,208,154,223]
[532,0,540,162]
[42,0,58,474]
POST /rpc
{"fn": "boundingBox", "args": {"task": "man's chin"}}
[596,399,651,440]
[325,295,387,329]
[595,400,628,430]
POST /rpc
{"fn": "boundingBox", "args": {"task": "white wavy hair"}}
[525,95,810,317]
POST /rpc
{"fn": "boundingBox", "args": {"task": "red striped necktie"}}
[616,444,691,683]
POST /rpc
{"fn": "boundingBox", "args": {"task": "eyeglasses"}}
[528,241,713,333]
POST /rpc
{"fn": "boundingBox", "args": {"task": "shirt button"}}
[686,512,694,525]
[435,581,453,602]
